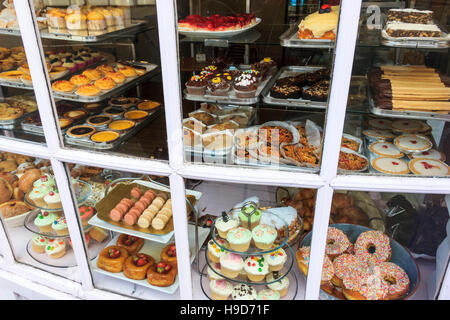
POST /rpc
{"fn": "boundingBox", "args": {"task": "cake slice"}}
[387,8,434,24]
[385,21,442,38]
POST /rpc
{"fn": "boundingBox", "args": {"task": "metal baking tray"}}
[53,63,159,103]
[279,23,335,49]
[183,70,276,106]
[64,107,161,150]
[260,66,328,109]
[367,85,450,122]
[381,23,450,49]
[0,57,107,90]
[0,110,37,130]
[0,20,149,43]
[233,155,320,173]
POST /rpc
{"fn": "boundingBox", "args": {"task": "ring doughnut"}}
[326,227,351,260]
[355,230,391,264]
[379,262,410,300]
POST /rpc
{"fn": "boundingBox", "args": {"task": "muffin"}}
[31,234,49,253]
[219,252,244,279]
[244,256,269,282]
[226,227,252,252]
[52,216,68,236]
[44,189,62,209]
[234,73,258,98]
[210,279,233,300]
[207,76,230,96]
[252,224,277,250]
[186,74,207,95]
[34,211,58,233]
[263,248,287,271]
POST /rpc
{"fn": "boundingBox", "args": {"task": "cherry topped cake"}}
[369,141,404,159]
[394,134,432,153]
[391,119,425,133]
[178,13,257,32]
[368,118,393,131]
[408,149,446,161]
[409,158,449,176]
[372,157,410,175]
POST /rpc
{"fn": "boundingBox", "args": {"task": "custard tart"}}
[105,71,126,84]
[76,84,101,97]
[137,100,160,111]
[83,102,104,112]
[90,130,120,143]
[0,70,24,82]
[118,66,137,78]
[87,115,112,127]
[52,80,76,93]
[70,74,91,86]
[58,118,73,129]
[124,110,148,121]
[94,77,116,91]
[63,109,88,121]
[82,69,102,81]
[67,125,96,139]
[49,66,69,80]
[96,64,115,75]
[109,97,139,109]
[108,120,135,132]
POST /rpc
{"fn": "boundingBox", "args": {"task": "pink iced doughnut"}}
[354,230,391,264]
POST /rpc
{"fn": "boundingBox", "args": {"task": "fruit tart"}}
[123,253,155,280]
[116,234,144,255]
[147,261,177,287]
[97,246,129,273]
[161,243,177,266]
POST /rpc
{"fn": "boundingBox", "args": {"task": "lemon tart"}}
[108,120,135,132]
[124,110,148,121]
[90,130,120,143]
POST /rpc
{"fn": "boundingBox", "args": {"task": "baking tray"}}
[381,27,450,49]
[91,225,209,294]
[53,63,159,103]
[279,23,335,49]
[367,85,450,122]
[0,56,107,91]
[0,20,149,43]
[0,110,37,130]
[64,106,161,150]
[260,66,328,109]
[183,69,276,106]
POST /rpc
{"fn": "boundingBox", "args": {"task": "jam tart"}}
[103,106,125,117]
[86,115,113,127]
[109,97,139,109]
[108,120,135,132]
[90,131,120,144]
[67,125,96,139]
[124,110,148,121]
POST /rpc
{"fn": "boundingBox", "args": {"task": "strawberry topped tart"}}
[178,13,257,32]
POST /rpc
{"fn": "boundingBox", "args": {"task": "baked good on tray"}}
[387,8,434,24]
[408,158,449,176]
[270,84,302,99]
[123,253,155,280]
[302,79,329,101]
[52,80,76,93]
[371,157,410,175]
[338,150,368,171]
[116,234,144,255]
[178,13,257,32]
[76,84,101,97]
[147,261,177,287]
[97,246,129,273]
[297,5,339,40]
[385,22,442,38]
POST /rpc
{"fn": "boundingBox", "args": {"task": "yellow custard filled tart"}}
[137,100,160,111]
[52,80,76,93]
[90,130,120,143]
[124,110,148,121]
[87,115,113,127]
[76,84,101,97]
[108,120,135,132]
[67,125,96,139]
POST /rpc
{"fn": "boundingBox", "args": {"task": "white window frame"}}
[0,0,447,300]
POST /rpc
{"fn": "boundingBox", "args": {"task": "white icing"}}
[368,119,392,130]
[266,272,290,291]
[410,149,443,160]
[207,239,227,259]
[410,159,448,176]
[244,256,269,275]
[370,142,403,157]
[220,252,244,271]
[263,248,287,266]
[45,239,66,255]
[231,284,257,300]
[210,279,233,296]
[386,22,441,32]
[215,217,239,233]
[372,157,409,174]
[389,8,433,14]
[395,135,431,151]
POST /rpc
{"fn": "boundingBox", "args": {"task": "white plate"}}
[4,210,32,228]
[179,18,261,38]
[91,224,210,294]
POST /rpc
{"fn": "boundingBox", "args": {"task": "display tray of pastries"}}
[0,95,38,129]
[298,224,419,300]
[261,66,330,108]
[94,182,198,236]
[63,97,161,150]
[184,59,277,105]
[52,61,158,103]
[0,47,107,89]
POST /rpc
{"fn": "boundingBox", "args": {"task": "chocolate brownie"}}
[302,79,329,101]
[270,84,302,99]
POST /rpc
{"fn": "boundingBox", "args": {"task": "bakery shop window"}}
[297,190,450,300]
[0,151,85,282]
[178,1,341,172]
[21,2,167,159]
[341,2,449,178]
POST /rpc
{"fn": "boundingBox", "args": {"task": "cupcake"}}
[231,284,257,300]
[242,69,262,84]
[45,239,67,259]
[185,74,207,95]
[209,279,233,300]
[31,234,49,253]
[244,256,269,282]
[266,272,289,298]
[73,56,87,70]
[263,247,287,271]
[252,224,277,250]
[62,59,77,72]
[52,216,68,236]
[78,205,95,227]
[257,289,280,300]
[208,262,224,281]
[207,76,230,96]
[207,239,228,263]
[34,211,58,233]
[220,252,244,279]
[226,227,252,252]
[215,212,239,238]
[234,73,258,98]
[44,189,61,209]
[238,203,262,230]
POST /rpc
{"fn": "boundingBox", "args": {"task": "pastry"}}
[0,200,30,218]
[109,97,139,109]
[185,74,207,95]
[124,110,148,121]
[118,66,137,78]
[408,149,446,161]
[297,5,339,40]
[123,253,155,280]
[0,159,18,172]
[88,226,109,242]
[108,120,135,132]
[161,243,177,266]
[385,21,441,38]
[45,239,67,259]
[52,80,76,93]
[116,234,144,255]
[94,77,116,91]
[387,8,434,24]
[59,118,73,129]
[338,151,368,171]
[137,100,160,111]
[90,131,120,143]
[226,227,252,252]
[87,11,106,36]
[231,283,257,300]
[238,203,262,229]
[52,216,68,236]
[394,134,432,153]
[409,158,449,176]
[368,118,393,131]
[82,69,102,81]
[31,234,49,253]
[215,212,239,238]
[86,115,112,127]
[147,261,177,287]
[103,106,125,117]
[208,262,224,281]
[18,168,41,193]
[210,280,233,300]
[188,111,216,125]
[67,125,96,139]
[65,13,88,36]
[391,120,424,133]
[97,246,129,273]
[207,76,230,96]
[263,248,287,272]
[234,73,258,98]
[207,238,228,263]
[179,13,256,31]
[371,157,410,175]
[63,109,88,121]
[83,102,104,112]
[76,84,101,97]
[105,71,126,84]
[266,272,290,298]
[70,74,91,87]
[362,129,395,142]
[44,189,61,209]
[252,224,277,250]
[96,64,115,75]
[220,252,244,278]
